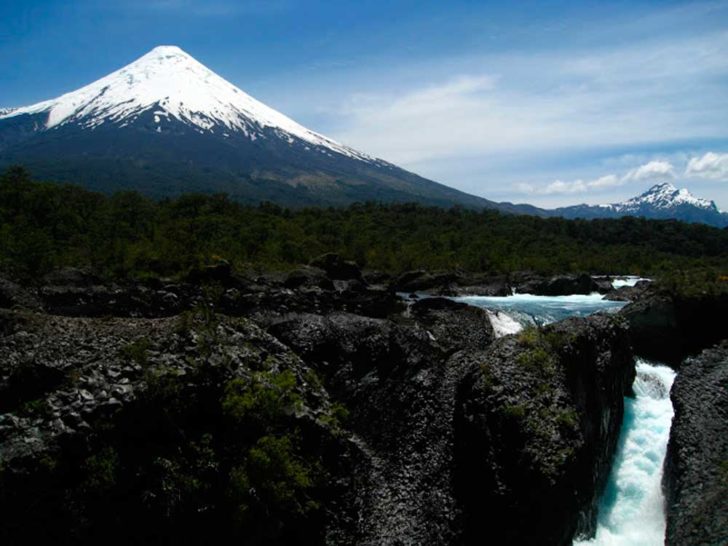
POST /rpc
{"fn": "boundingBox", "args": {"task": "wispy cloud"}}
[517,159,678,196]
[518,174,623,196]
[298,27,727,169]
[261,11,728,208]
[685,152,728,181]
[516,152,728,197]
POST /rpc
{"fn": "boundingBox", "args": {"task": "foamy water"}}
[574,360,676,546]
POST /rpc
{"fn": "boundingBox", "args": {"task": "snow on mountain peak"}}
[0,45,371,161]
[603,182,717,212]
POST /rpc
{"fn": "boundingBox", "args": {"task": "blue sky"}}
[2,0,728,208]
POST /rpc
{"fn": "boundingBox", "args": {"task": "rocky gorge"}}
[0,259,726,545]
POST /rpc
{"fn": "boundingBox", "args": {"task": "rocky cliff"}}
[0,263,635,545]
[454,315,634,545]
[621,287,728,366]
[663,341,728,546]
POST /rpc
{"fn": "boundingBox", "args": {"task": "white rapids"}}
[574,360,676,546]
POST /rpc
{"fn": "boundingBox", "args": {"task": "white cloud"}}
[588,174,623,189]
[623,160,676,182]
[685,152,728,181]
[253,6,728,207]
[517,161,672,196]
[518,174,622,195]
[302,30,728,168]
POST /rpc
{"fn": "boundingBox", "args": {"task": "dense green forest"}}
[2,166,728,281]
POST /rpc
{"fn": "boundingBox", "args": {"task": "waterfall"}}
[575,359,676,546]
[453,293,674,545]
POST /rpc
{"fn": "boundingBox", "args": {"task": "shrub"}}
[222,369,302,428]
[120,337,152,366]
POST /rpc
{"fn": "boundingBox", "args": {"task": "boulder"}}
[41,267,101,287]
[409,297,494,353]
[283,265,334,290]
[361,270,390,286]
[185,260,235,285]
[450,274,511,296]
[516,273,600,296]
[393,270,458,293]
[309,253,362,281]
[0,277,41,310]
[603,279,651,301]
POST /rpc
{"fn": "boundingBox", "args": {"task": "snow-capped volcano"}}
[600,182,718,213]
[0,46,495,208]
[552,182,728,227]
[0,45,369,161]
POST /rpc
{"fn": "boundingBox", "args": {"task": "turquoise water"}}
[454,293,626,333]
[574,361,675,546]
[456,293,673,546]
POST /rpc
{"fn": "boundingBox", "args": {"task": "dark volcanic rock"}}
[515,273,601,296]
[0,272,640,546]
[267,310,634,545]
[41,267,101,287]
[283,265,334,290]
[454,314,634,545]
[0,277,41,310]
[621,289,728,366]
[309,253,362,281]
[603,280,651,301]
[185,260,235,285]
[409,297,494,353]
[266,310,471,544]
[592,278,614,294]
[448,274,511,297]
[18,264,401,321]
[393,270,459,293]
[663,342,728,546]
[0,309,355,545]
[361,270,391,286]
[38,283,191,317]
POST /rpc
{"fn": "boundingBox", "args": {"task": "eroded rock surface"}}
[0,264,639,545]
[455,314,634,545]
[664,342,728,546]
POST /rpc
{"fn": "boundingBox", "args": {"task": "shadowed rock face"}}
[0,264,637,546]
[621,289,728,366]
[392,271,610,298]
[264,310,469,544]
[454,315,634,545]
[514,273,602,297]
[664,342,728,546]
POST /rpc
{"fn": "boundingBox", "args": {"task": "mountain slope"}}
[0,46,498,208]
[552,183,728,227]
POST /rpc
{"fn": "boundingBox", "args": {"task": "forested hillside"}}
[2,167,728,280]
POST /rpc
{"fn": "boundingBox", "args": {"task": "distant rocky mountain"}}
[0,46,499,209]
[551,182,728,227]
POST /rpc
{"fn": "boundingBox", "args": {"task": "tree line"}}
[2,166,728,281]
